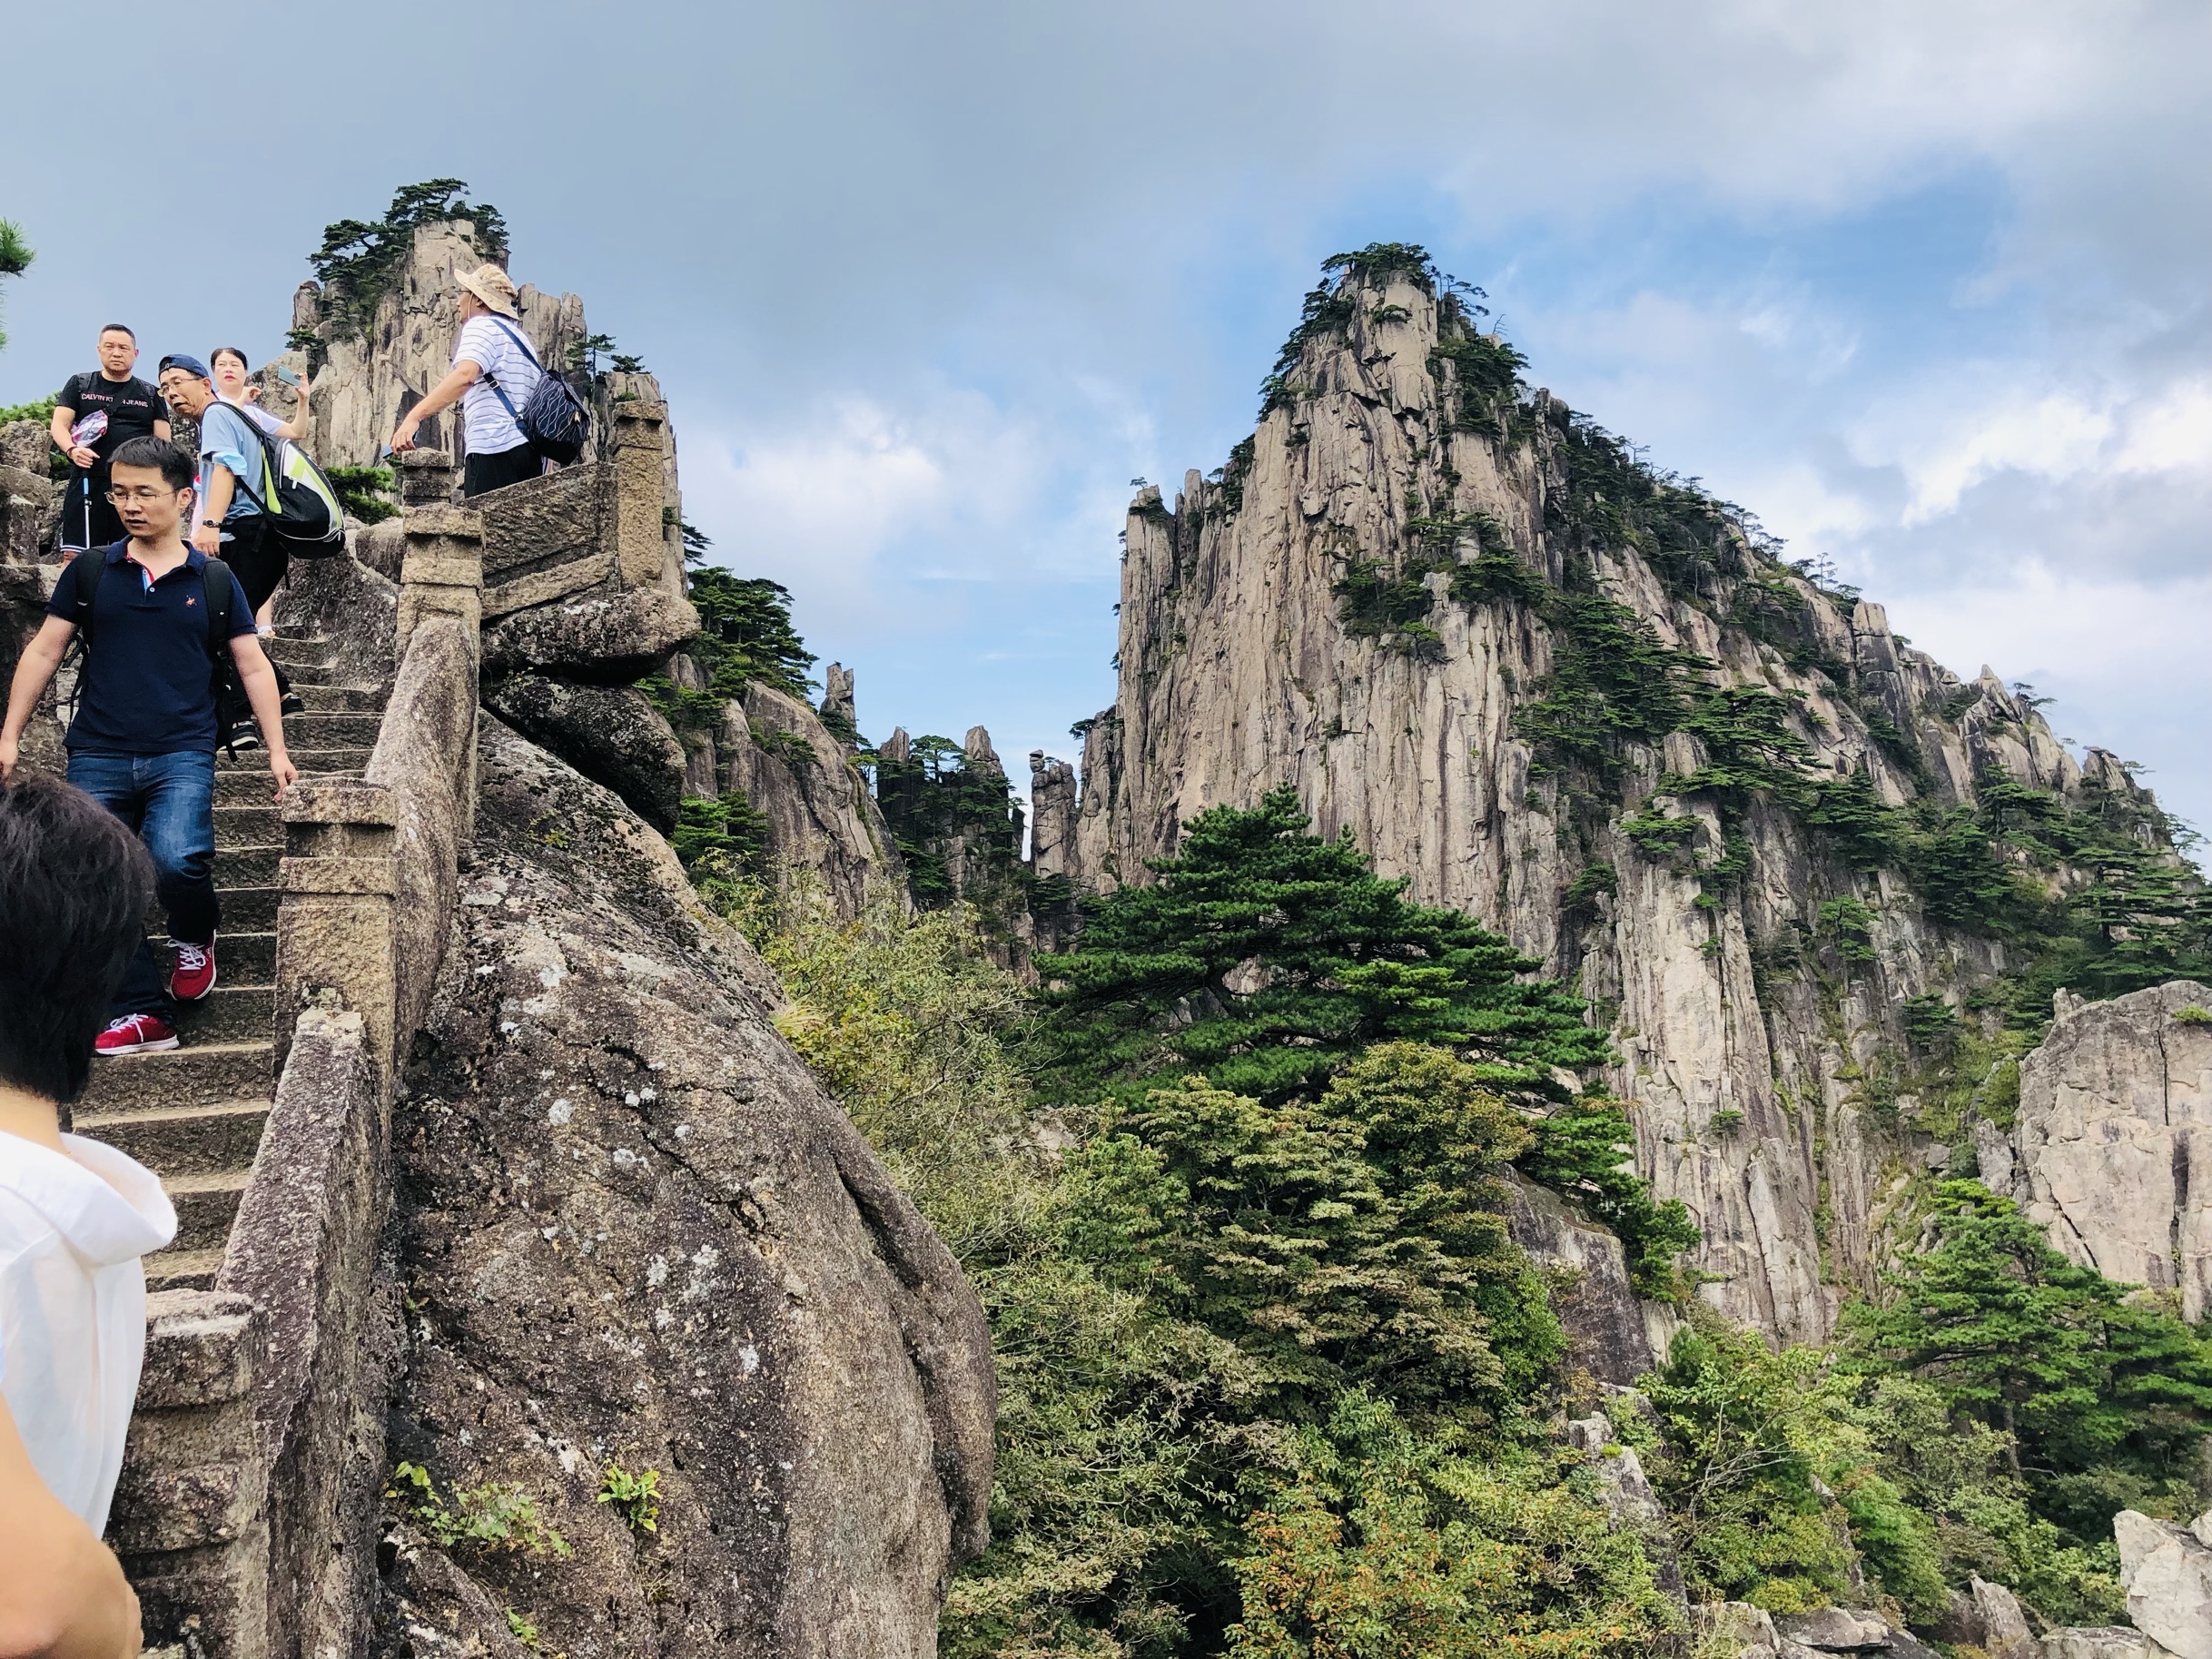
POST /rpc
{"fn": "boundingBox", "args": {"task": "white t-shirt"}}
[453,313,542,458]
[0,1131,176,1535]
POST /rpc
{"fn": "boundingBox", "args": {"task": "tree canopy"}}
[1033,787,1610,1108]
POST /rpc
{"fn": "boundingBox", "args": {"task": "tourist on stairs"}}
[384,262,547,498]
[0,771,180,1658]
[154,355,306,739]
[48,322,172,553]
[0,437,297,1057]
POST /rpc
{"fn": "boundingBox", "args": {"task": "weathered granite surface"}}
[486,673,685,832]
[1507,1174,1676,1384]
[723,681,905,916]
[2114,1508,2212,1659]
[1981,982,2212,1318]
[377,717,993,1656]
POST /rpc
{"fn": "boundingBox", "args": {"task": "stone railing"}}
[121,505,484,1659]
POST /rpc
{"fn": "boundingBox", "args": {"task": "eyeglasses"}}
[104,487,180,504]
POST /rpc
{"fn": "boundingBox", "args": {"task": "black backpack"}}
[481,317,592,466]
[62,544,246,747]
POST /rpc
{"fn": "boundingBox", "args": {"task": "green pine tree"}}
[1844,1180,2212,1536]
[0,221,32,355]
[1034,786,1610,1108]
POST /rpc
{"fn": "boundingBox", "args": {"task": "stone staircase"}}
[74,632,387,1291]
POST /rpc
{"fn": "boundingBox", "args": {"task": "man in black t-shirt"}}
[48,323,171,551]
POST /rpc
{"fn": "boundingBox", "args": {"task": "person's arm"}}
[48,400,94,471]
[271,374,309,443]
[227,632,297,801]
[0,1394,141,1659]
[152,419,172,444]
[387,360,480,454]
[0,617,75,785]
[193,467,236,559]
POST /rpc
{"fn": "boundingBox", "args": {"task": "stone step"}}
[147,931,274,983]
[75,1041,272,1113]
[149,886,276,933]
[216,806,278,849]
[74,1100,270,1175]
[143,1248,222,1294]
[173,983,276,1044]
[295,747,374,774]
[283,711,383,747]
[297,686,387,714]
[165,1170,250,1253]
[214,847,279,887]
[266,637,337,670]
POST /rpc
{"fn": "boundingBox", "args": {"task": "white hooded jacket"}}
[0,1130,177,1535]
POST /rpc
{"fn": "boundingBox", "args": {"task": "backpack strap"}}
[202,556,235,657]
[65,545,111,648]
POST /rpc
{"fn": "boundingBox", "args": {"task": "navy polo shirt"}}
[47,542,256,755]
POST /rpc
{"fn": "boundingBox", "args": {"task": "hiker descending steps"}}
[0,436,295,1055]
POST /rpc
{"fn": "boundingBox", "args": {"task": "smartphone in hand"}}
[275,365,301,388]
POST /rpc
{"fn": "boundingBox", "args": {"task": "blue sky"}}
[6,1,2207,835]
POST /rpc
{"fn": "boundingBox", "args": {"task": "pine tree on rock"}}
[1035,786,1609,1108]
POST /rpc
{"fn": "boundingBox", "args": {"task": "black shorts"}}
[463,444,543,499]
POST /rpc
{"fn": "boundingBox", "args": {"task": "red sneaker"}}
[95,1013,180,1056]
[171,934,218,1002]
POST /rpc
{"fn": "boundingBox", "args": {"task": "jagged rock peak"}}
[963,726,1003,778]
[822,662,857,732]
[881,726,913,764]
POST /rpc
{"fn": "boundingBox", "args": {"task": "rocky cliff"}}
[1065,249,2197,1342]
[1980,980,2212,1320]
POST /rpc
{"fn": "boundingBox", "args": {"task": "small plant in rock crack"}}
[2175,1005,2212,1027]
[385,1461,569,1558]
[503,1609,542,1650]
[597,1463,662,1534]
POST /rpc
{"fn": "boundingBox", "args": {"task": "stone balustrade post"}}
[111,1290,272,1659]
[397,503,485,844]
[608,399,669,588]
[396,447,458,507]
[274,778,399,1088]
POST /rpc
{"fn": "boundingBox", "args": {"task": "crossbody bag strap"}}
[476,317,543,439]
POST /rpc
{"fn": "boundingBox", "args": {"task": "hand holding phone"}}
[275,365,301,388]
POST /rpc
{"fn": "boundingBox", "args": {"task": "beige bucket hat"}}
[454,262,520,318]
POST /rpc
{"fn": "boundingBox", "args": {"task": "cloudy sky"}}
[6,2,2207,835]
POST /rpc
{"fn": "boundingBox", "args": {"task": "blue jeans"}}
[65,750,221,1019]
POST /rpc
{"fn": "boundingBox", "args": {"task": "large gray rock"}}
[1993,983,2212,1319]
[485,673,685,832]
[726,682,904,919]
[1775,1606,1893,1651]
[1508,1173,1676,1383]
[1972,1573,2039,1658]
[481,582,700,685]
[1057,266,2180,1340]
[378,718,994,1657]
[2115,1508,2212,1659]
[2041,1632,2160,1659]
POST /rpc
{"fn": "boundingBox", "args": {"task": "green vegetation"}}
[872,733,1026,917]
[0,220,31,356]
[1845,1181,2212,1547]
[305,179,509,357]
[1034,787,1610,1110]
[385,1461,569,1559]
[596,1464,662,1535]
[325,462,398,526]
[641,568,820,743]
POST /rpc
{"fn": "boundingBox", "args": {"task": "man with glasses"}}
[49,323,172,552]
[0,437,295,1056]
